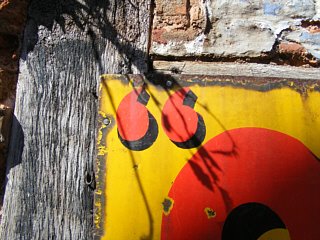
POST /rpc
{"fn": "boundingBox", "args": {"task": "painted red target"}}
[161,128,320,240]
[161,88,206,149]
[116,87,158,151]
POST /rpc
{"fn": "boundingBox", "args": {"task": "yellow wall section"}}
[98,77,320,240]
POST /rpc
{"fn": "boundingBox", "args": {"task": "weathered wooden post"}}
[0,1,151,239]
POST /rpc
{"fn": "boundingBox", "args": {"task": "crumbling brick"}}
[279,42,307,56]
[152,0,205,45]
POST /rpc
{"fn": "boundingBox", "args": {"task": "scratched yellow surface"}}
[97,75,320,240]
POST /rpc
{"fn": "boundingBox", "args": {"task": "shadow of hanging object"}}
[4,116,24,177]
[0,115,24,207]
[161,88,206,149]
[19,1,237,239]
[23,0,111,54]
[144,73,238,215]
[20,1,154,239]
[146,73,179,89]
[222,202,288,240]
[22,0,149,75]
[0,108,14,205]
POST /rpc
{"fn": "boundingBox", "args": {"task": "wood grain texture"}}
[153,61,320,80]
[0,0,151,239]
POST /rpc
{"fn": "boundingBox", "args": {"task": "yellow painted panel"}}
[95,75,320,240]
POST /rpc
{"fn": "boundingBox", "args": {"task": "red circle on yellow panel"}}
[116,88,149,141]
[161,128,320,240]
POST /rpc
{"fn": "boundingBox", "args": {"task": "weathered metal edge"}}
[99,73,320,96]
[93,76,116,239]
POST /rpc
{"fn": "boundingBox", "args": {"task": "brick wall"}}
[151,0,320,66]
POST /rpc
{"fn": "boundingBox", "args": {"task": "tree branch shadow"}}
[17,0,237,239]
[0,115,24,209]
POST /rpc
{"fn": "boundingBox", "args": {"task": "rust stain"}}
[99,74,320,100]
[204,207,216,219]
[162,197,174,216]
[149,73,320,96]
[94,113,107,235]
[94,92,114,237]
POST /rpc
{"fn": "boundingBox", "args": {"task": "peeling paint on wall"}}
[283,26,320,60]
[151,0,320,64]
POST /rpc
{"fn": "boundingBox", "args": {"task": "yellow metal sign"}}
[95,74,320,240]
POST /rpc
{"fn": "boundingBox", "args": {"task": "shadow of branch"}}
[22,0,237,238]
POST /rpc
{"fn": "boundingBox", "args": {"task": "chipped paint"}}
[94,78,116,237]
[94,114,107,235]
[97,112,109,156]
[162,197,174,216]
[204,208,216,219]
